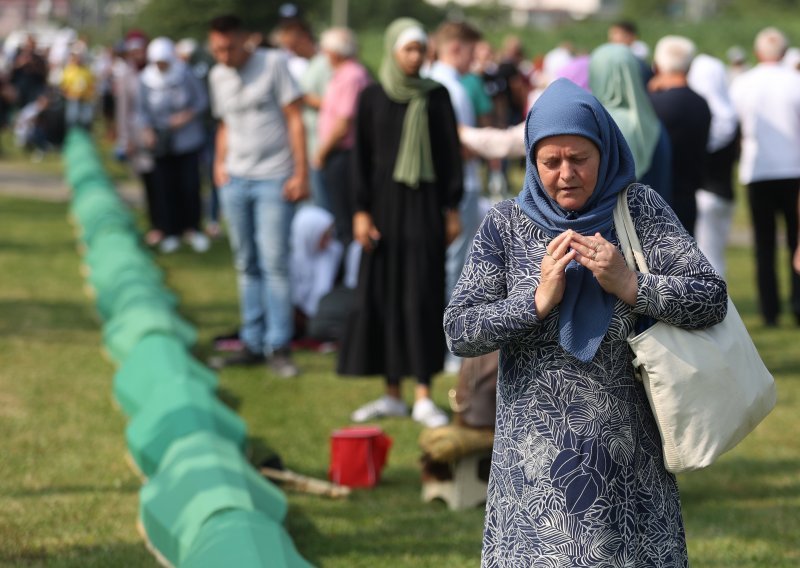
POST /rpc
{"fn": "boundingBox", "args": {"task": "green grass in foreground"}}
[0,191,799,567]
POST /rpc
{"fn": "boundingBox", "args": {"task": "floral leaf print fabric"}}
[445,184,727,567]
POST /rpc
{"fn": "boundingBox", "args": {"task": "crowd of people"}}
[1,8,799,412]
[441,22,798,567]
[2,5,800,566]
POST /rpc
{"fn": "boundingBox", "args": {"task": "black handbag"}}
[307,285,355,341]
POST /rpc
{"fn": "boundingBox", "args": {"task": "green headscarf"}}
[379,18,439,188]
[589,43,661,179]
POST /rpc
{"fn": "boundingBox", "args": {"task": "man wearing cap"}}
[207,14,309,377]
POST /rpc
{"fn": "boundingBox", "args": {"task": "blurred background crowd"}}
[1,0,800,425]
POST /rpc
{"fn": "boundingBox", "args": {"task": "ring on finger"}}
[592,251,597,260]
[594,243,601,251]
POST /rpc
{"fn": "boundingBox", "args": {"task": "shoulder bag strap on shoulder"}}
[613,184,650,274]
[614,184,649,369]
[613,186,635,270]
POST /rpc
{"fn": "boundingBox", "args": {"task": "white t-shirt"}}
[299,52,333,156]
[730,62,800,184]
[283,50,309,84]
[427,61,481,193]
[209,48,301,179]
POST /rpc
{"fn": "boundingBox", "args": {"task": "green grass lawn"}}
[0,176,798,566]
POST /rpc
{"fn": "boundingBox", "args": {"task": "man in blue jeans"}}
[208,14,309,377]
[426,21,483,373]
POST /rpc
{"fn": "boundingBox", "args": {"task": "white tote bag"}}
[613,187,776,474]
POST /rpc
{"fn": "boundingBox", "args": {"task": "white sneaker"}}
[412,398,449,428]
[159,236,181,254]
[187,231,210,253]
[351,395,409,423]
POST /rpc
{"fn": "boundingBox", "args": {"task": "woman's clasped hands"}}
[535,229,638,318]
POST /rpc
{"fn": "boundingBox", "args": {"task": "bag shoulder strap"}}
[613,185,650,275]
[613,189,635,270]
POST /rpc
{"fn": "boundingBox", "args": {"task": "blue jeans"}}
[446,189,482,301]
[221,176,295,354]
[309,167,330,213]
[65,99,93,128]
[200,125,220,224]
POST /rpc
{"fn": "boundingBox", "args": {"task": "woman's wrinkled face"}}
[535,134,600,211]
[394,41,426,76]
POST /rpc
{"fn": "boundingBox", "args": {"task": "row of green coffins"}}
[64,129,312,567]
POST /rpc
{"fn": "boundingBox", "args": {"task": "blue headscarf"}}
[517,78,636,362]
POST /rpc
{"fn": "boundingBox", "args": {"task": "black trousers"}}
[747,178,800,324]
[322,149,353,246]
[671,189,697,237]
[141,170,163,232]
[153,149,202,237]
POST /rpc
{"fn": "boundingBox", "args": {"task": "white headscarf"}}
[147,37,175,64]
[175,38,198,60]
[290,206,344,317]
[141,37,185,89]
[542,45,573,81]
[393,26,427,52]
[687,54,739,153]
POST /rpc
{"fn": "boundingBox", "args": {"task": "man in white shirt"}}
[731,27,800,326]
[426,22,484,374]
[273,12,317,83]
[426,21,483,303]
[207,14,309,376]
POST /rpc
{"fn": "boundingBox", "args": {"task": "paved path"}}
[0,162,142,206]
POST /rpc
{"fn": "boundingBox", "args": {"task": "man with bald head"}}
[314,27,370,245]
[648,35,711,236]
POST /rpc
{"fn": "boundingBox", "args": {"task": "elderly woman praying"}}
[444,78,727,567]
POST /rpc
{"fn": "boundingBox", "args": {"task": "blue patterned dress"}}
[444,184,727,567]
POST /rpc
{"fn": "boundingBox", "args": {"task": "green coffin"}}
[65,164,110,193]
[102,304,197,363]
[113,333,217,418]
[95,277,176,323]
[70,191,128,229]
[125,381,246,477]
[79,212,137,247]
[181,509,313,568]
[83,230,146,264]
[139,431,288,566]
[63,130,108,188]
[86,248,160,281]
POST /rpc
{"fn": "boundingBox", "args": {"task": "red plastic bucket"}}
[329,426,392,488]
